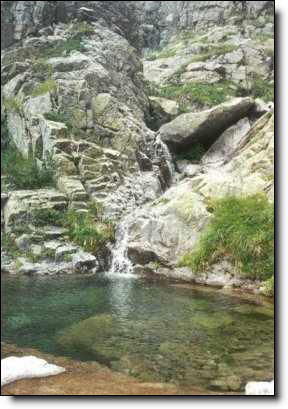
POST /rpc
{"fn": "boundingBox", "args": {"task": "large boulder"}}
[158,97,254,152]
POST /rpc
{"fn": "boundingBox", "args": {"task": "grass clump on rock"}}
[1,147,55,189]
[156,81,235,110]
[31,79,57,97]
[179,194,274,281]
[62,208,115,254]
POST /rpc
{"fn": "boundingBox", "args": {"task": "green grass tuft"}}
[62,209,115,254]
[155,81,234,110]
[2,97,23,114]
[178,194,274,281]
[260,276,274,297]
[1,146,55,189]
[39,37,85,59]
[31,79,57,97]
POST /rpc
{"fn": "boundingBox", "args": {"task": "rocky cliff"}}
[1,1,274,292]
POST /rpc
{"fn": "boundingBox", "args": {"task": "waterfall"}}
[155,134,174,183]
[109,217,134,275]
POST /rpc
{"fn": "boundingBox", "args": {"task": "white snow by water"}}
[245,380,274,395]
[1,356,65,386]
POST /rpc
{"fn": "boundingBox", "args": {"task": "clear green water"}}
[1,273,274,392]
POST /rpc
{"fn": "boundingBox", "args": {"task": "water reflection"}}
[108,275,137,321]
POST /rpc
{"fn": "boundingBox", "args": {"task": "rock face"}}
[1,3,173,221]
[1,356,65,386]
[1,1,142,51]
[123,111,274,285]
[159,97,254,152]
[1,1,274,285]
[141,1,274,49]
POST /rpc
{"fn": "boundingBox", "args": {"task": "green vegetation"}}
[31,60,53,76]
[250,77,274,102]
[39,37,85,60]
[179,194,274,281]
[1,113,10,150]
[2,97,23,114]
[144,109,163,131]
[176,143,206,162]
[264,48,274,59]
[261,276,274,297]
[235,76,274,102]
[28,208,64,227]
[44,111,70,124]
[31,79,57,97]
[1,146,55,189]
[1,233,20,258]
[145,47,177,61]
[189,44,238,63]
[62,209,114,253]
[155,81,234,110]
[69,22,95,35]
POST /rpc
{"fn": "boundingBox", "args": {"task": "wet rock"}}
[72,251,97,272]
[127,243,161,265]
[15,234,31,251]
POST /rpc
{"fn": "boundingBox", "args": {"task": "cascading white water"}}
[109,136,173,276]
[155,134,174,182]
[109,217,134,275]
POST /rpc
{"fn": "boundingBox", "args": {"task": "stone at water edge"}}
[1,356,66,386]
[245,380,274,395]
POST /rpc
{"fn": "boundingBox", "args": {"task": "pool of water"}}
[1,273,274,392]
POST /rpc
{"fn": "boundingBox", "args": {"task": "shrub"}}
[28,208,64,227]
[62,209,115,253]
[178,194,274,281]
[2,97,23,114]
[31,79,57,97]
[1,147,55,189]
[39,37,85,59]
